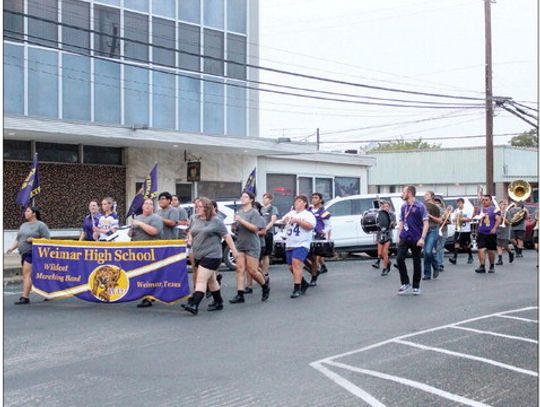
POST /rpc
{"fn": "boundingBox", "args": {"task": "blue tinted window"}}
[179,0,200,23]
[152,0,174,17]
[124,65,149,126]
[152,71,175,130]
[125,0,148,12]
[63,54,91,121]
[227,0,246,33]
[28,48,58,118]
[203,29,224,75]
[4,44,24,114]
[226,81,246,136]
[94,59,120,123]
[178,23,200,72]
[203,78,224,135]
[227,34,246,79]
[94,0,120,6]
[179,75,201,133]
[4,0,24,42]
[153,17,175,67]
[124,11,149,62]
[28,0,58,48]
[204,0,223,29]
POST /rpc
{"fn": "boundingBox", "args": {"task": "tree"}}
[510,129,538,148]
[368,138,441,152]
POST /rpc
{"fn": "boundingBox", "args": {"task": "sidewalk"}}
[3,254,22,285]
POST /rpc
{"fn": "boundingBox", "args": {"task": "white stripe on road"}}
[3,291,20,296]
[451,325,538,344]
[394,339,538,377]
[495,315,538,323]
[324,360,491,407]
[309,361,387,407]
[312,306,538,364]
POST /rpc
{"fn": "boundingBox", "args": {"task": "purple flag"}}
[243,168,256,195]
[16,153,41,208]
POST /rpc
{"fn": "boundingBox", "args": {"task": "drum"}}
[361,209,380,234]
[310,240,335,258]
[273,241,286,259]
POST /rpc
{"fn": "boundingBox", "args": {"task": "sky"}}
[257,0,538,151]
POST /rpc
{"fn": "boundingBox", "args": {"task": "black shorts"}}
[194,257,222,271]
[476,233,497,251]
[21,252,32,266]
[454,232,471,246]
[263,233,274,256]
[376,231,391,244]
[511,230,525,241]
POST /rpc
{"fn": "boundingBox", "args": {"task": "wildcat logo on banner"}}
[31,240,190,303]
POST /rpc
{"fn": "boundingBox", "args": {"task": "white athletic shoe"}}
[397,284,412,295]
[412,288,421,295]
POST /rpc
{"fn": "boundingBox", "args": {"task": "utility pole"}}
[316,128,320,151]
[484,0,494,195]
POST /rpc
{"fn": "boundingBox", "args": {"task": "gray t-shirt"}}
[156,206,180,240]
[496,222,511,240]
[236,208,264,256]
[261,204,279,233]
[131,214,164,241]
[17,221,50,255]
[176,206,189,239]
[190,216,229,259]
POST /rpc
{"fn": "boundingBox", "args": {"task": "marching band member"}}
[449,198,474,265]
[433,196,451,273]
[244,201,267,294]
[171,194,189,240]
[396,185,428,295]
[79,200,101,241]
[496,199,514,265]
[93,197,119,241]
[474,195,501,274]
[509,202,529,258]
[229,192,270,304]
[181,197,239,315]
[307,192,331,286]
[280,195,317,298]
[422,191,441,280]
[374,200,396,276]
[6,206,50,305]
[260,193,279,283]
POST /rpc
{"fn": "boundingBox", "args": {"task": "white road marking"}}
[309,361,387,407]
[310,306,538,405]
[394,339,538,377]
[3,291,20,296]
[451,325,538,344]
[495,315,538,323]
[325,360,491,407]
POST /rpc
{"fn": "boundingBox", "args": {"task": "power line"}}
[319,132,522,144]
[6,10,492,103]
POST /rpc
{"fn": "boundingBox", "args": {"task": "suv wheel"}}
[222,246,237,271]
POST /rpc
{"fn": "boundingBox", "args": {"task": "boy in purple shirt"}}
[474,195,501,273]
[79,200,101,241]
[396,185,429,295]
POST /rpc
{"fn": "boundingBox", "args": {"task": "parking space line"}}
[495,315,538,323]
[394,339,538,377]
[310,362,387,407]
[451,325,538,344]
[324,360,491,407]
[3,291,20,296]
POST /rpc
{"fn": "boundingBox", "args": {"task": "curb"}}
[3,267,23,286]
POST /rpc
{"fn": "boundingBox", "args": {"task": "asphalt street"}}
[4,252,539,406]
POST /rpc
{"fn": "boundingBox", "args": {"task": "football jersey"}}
[283,209,317,249]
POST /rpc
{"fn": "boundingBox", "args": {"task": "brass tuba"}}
[506,180,531,226]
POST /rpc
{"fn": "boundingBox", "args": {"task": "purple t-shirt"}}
[82,213,102,241]
[477,206,500,235]
[399,200,428,242]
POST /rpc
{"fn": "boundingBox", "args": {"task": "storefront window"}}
[266,174,296,215]
[198,181,241,200]
[315,178,333,202]
[335,177,360,197]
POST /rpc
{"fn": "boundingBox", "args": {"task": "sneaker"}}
[381,268,390,276]
[229,295,245,304]
[290,290,302,298]
[300,280,309,295]
[495,258,503,266]
[261,285,270,302]
[422,276,431,281]
[509,251,515,263]
[449,256,457,265]
[397,284,412,295]
[467,256,474,264]
[207,302,224,311]
[412,288,421,295]
[137,298,153,308]
[205,291,213,299]
[244,287,253,294]
[488,265,495,273]
[433,268,440,279]
[14,296,30,305]
[320,265,328,274]
[372,260,380,269]
[475,265,486,273]
[516,252,523,258]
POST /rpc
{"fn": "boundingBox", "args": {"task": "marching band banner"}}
[31,239,189,303]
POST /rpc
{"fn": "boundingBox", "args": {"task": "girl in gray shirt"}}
[181,197,238,315]
[6,206,50,305]
[229,192,270,304]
